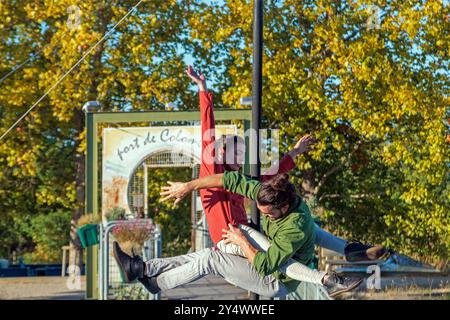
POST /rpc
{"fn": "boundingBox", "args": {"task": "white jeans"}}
[313,224,347,254]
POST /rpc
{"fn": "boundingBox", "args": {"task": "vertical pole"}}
[144,165,148,218]
[98,223,103,300]
[155,225,162,300]
[251,0,263,229]
[61,248,66,277]
[243,120,251,176]
[251,0,263,301]
[85,112,99,299]
[190,168,197,251]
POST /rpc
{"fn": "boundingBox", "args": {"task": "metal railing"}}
[98,219,162,300]
[286,282,332,300]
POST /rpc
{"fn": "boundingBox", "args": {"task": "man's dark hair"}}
[256,173,297,209]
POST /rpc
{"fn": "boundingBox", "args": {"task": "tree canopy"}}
[0,0,448,265]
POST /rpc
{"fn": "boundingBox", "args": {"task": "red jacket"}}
[199,91,295,244]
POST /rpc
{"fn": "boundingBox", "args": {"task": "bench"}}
[319,248,384,272]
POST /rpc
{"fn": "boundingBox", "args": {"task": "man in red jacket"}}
[192,68,299,246]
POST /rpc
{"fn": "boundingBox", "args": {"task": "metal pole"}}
[144,165,148,218]
[191,168,197,251]
[251,0,263,301]
[85,109,98,299]
[84,101,101,299]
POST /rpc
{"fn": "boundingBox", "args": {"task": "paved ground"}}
[347,274,450,300]
[0,276,86,300]
[0,275,249,300]
[161,275,249,300]
[0,274,448,300]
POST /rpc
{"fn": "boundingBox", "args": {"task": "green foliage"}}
[0,0,448,264]
[76,213,102,227]
[0,0,196,260]
[24,210,71,263]
[105,207,126,221]
[146,167,192,257]
[0,212,32,259]
[189,0,449,263]
[114,284,149,300]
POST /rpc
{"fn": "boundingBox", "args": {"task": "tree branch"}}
[318,191,386,202]
[314,140,362,196]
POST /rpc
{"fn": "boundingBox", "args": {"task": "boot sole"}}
[328,278,363,298]
[138,277,160,294]
[112,242,131,283]
[347,245,389,262]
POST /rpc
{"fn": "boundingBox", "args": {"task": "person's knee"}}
[196,248,216,274]
[199,247,214,259]
[198,249,232,276]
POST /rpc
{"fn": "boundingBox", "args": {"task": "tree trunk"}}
[68,141,84,277]
[68,106,86,277]
[300,168,317,201]
[68,48,105,280]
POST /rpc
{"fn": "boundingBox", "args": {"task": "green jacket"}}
[222,171,316,293]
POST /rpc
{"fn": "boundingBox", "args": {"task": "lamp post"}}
[82,101,101,113]
[251,0,263,301]
[251,0,263,226]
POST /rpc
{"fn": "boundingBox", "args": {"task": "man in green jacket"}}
[112,171,362,297]
[220,171,316,293]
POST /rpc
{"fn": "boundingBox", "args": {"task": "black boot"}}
[322,272,363,298]
[112,241,144,283]
[344,240,391,262]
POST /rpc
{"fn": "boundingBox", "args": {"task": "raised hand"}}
[160,181,192,205]
[185,65,207,91]
[292,134,316,156]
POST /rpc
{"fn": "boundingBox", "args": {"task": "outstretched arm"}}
[160,170,262,205]
[160,174,224,205]
[186,65,219,177]
[185,65,207,92]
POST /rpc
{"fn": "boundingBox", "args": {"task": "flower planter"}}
[115,240,143,257]
[77,224,99,248]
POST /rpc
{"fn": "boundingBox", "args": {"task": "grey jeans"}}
[145,248,290,298]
